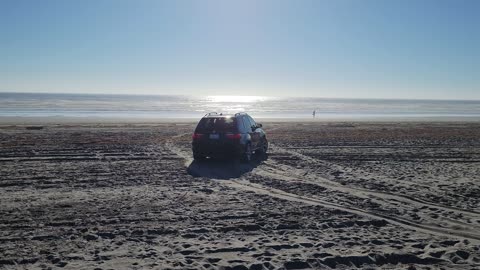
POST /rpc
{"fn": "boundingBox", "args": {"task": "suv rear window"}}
[195,117,238,133]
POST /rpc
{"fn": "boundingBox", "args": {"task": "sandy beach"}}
[1,121,480,269]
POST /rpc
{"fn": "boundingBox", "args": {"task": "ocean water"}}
[1,92,479,120]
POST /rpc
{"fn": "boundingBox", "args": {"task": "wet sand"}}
[1,122,480,269]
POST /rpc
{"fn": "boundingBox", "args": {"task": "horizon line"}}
[0,90,479,102]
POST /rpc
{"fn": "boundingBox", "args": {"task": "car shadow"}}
[187,154,268,180]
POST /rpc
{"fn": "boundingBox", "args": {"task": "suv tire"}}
[242,143,252,163]
[257,138,268,155]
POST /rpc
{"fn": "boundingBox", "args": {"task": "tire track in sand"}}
[268,143,480,216]
[165,135,480,243]
[164,132,193,166]
[252,162,480,240]
[260,144,480,238]
[222,179,480,242]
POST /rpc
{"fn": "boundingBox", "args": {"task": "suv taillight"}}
[226,133,241,140]
[192,133,203,140]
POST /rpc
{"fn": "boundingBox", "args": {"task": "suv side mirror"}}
[257,123,263,128]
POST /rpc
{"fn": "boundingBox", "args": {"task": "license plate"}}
[209,134,219,140]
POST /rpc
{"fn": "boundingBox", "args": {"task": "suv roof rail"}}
[204,112,246,117]
[205,112,222,116]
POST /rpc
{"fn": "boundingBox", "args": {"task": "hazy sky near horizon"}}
[1,0,479,99]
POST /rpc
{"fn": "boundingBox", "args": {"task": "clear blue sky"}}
[1,0,479,99]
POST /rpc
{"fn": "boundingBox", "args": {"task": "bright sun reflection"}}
[206,95,267,103]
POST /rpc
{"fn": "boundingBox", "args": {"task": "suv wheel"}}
[242,144,252,163]
[258,138,268,154]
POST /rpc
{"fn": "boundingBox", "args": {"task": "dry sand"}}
[1,121,479,269]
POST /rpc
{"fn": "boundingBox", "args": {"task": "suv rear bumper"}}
[192,142,244,158]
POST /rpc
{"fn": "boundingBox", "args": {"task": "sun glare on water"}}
[206,95,267,103]
[202,96,269,114]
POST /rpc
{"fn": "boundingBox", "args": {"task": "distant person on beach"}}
[312,110,316,118]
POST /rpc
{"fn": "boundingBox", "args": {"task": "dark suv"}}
[192,112,268,162]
